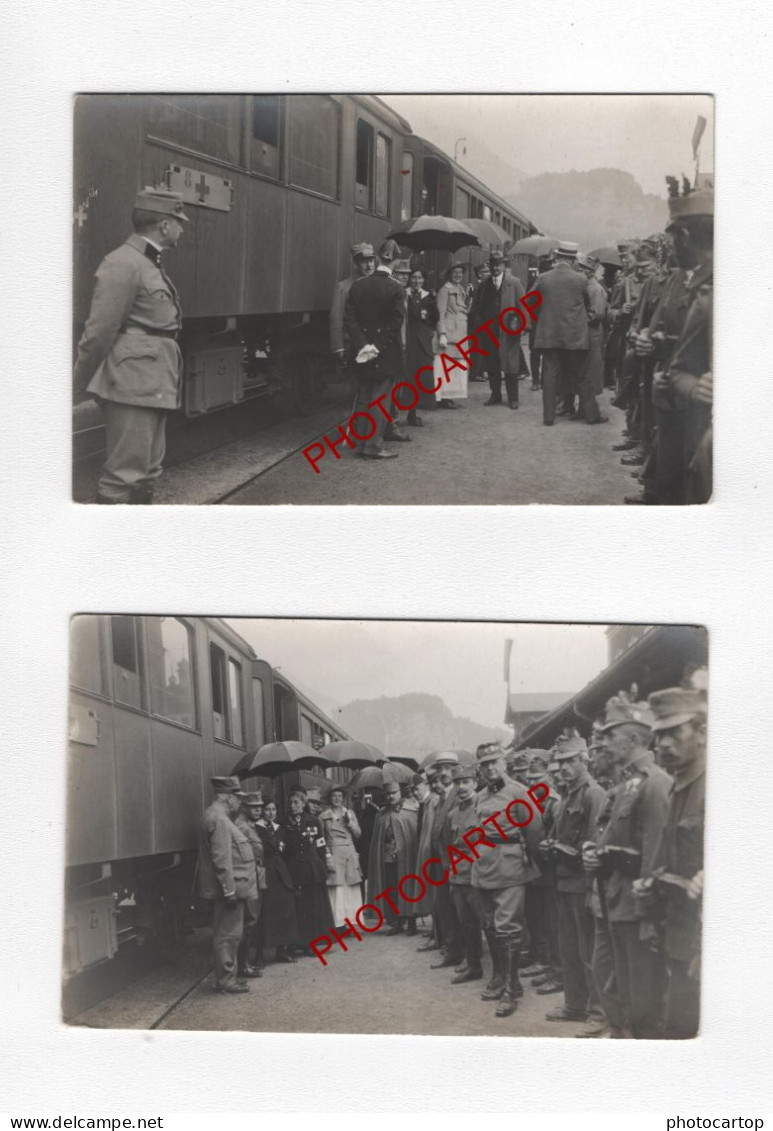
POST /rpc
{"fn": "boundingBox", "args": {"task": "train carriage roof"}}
[351,95,413,135]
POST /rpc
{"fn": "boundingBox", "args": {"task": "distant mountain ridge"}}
[336,692,509,760]
[507,167,669,249]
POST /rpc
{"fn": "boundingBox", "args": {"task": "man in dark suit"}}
[473,249,526,410]
[343,239,410,460]
[532,241,607,426]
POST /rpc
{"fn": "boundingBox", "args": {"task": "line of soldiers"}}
[373,679,705,1038]
[602,176,713,505]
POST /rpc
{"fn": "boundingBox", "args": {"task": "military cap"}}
[648,687,706,732]
[600,694,655,732]
[430,751,460,767]
[553,734,589,761]
[505,749,529,768]
[476,741,506,765]
[134,186,190,223]
[578,254,599,271]
[452,762,477,782]
[241,791,263,806]
[554,240,579,258]
[351,241,375,260]
[489,248,507,264]
[528,750,550,771]
[305,787,322,802]
[392,258,412,275]
[377,238,401,262]
[210,775,242,794]
[666,177,714,227]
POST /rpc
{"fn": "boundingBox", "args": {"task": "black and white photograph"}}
[65,617,707,1038]
[72,94,714,507]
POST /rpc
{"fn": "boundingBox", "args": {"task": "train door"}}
[250,659,275,747]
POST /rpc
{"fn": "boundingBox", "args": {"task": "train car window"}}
[400,151,414,221]
[70,615,104,695]
[502,217,512,236]
[288,95,340,199]
[455,186,470,219]
[482,204,492,222]
[300,713,314,747]
[147,95,241,165]
[228,658,244,747]
[251,678,265,746]
[147,617,195,729]
[251,94,281,179]
[494,210,501,225]
[209,644,227,741]
[355,119,373,210]
[110,615,142,709]
[375,133,391,217]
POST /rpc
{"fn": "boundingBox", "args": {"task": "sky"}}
[226,619,610,731]
[384,94,714,198]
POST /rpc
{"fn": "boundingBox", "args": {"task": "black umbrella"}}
[387,214,480,254]
[323,740,385,768]
[234,740,333,779]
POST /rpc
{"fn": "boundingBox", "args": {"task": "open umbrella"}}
[387,214,480,254]
[235,740,332,779]
[463,218,511,250]
[349,760,415,791]
[589,246,622,268]
[323,739,385,768]
[387,753,420,770]
[511,234,560,257]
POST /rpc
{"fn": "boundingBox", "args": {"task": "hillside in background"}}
[337,692,509,760]
[508,168,669,249]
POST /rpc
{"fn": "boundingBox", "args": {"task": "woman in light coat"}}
[435,262,471,408]
[321,786,363,927]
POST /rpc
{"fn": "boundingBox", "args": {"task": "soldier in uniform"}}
[427,753,463,968]
[472,742,544,1018]
[543,735,607,1026]
[505,749,530,786]
[640,687,707,1038]
[74,187,188,504]
[330,242,376,372]
[584,692,672,1038]
[522,751,563,993]
[576,255,608,412]
[196,776,258,994]
[446,762,485,984]
[234,790,266,980]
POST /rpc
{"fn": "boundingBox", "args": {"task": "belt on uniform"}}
[122,326,179,340]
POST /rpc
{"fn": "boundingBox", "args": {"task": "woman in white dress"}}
[435,262,471,408]
[320,786,363,927]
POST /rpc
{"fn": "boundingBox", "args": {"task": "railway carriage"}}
[65,614,348,977]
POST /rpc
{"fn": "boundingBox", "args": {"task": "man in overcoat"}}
[234,790,266,979]
[473,249,526,409]
[196,776,258,994]
[367,783,419,929]
[344,238,410,459]
[472,743,544,1018]
[532,241,606,426]
[74,187,188,504]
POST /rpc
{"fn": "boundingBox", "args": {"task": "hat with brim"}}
[351,242,375,260]
[555,240,579,258]
[600,695,655,733]
[649,687,705,732]
[211,776,242,794]
[242,791,263,807]
[452,763,477,782]
[666,187,714,228]
[489,249,507,264]
[446,261,465,277]
[476,742,505,765]
[135,186,190,223]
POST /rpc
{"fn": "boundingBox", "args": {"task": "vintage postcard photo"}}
[65,617,707,1037]
[72,94,713,506]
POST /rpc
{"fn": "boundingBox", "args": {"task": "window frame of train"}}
[355,116,392,217]
[146,616,199,733]
[286,94,342,202]
[401,151,414,221]
[209,640,247,748]
[146,94,243,166]
[110,614,143,711]
[70,615,108,700]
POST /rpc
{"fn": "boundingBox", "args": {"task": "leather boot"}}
[495,937,522,1018]
[452,921,483,983]
[481,930,505,1000]
[505,374,519,409]
[129,484,154,505]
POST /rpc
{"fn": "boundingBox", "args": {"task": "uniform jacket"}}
[597,750,672,921]
[281,814,329,887]
[472,272,527,374]
[412,792,439,915]
[329,274,356,354]
[446,795,481,886]
[234,814,267,890]
[196,799,257,901]
[367,799,419,917]
[344,270,407,379]
[657,758,705,961]
[471,778,544,890]
[431,785,458,856]
[665,264,713,406]
[74,233,183,410]
[553,774,607,894]
[532,262,591,351]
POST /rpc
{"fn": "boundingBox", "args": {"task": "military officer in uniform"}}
[329,242,376,361]
[74,187,188,504]
[472,742,544,1018]
[584,692,672,1038]
[196,776,258,994]
[234,790,266,980]
[642,687,707,1038]
[544,735,607,1028]
[428,753,463,969]
[446,762,484,984]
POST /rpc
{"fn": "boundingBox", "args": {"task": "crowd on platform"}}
[330,175,713,504]
[197,675,706,1040]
